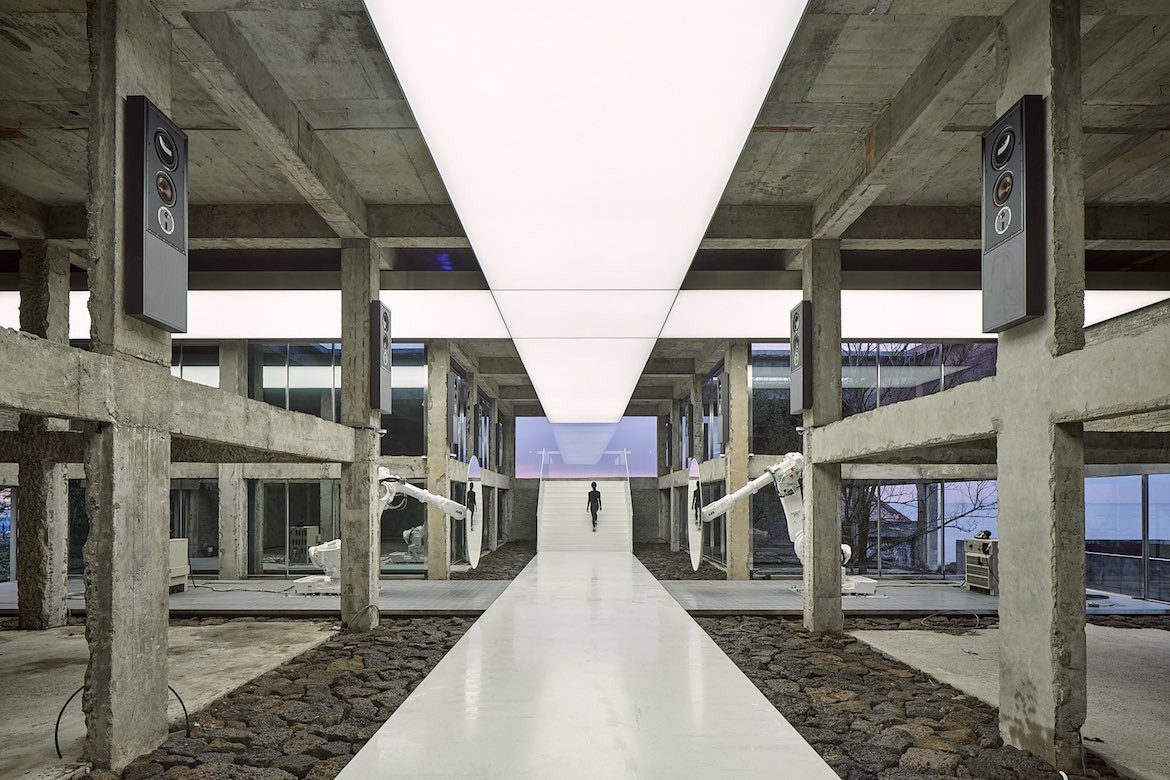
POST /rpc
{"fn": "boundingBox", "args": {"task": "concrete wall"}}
[631,478,663,544]
[510,479,539,542]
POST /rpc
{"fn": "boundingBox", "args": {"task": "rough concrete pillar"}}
[216,342,248,580]
[724,341,751,580]
[426,340,452,579]
[339,239,382,631]
[218,340,249,397]
[994,0,1087,769]
[82,424,171,771]
[656,408,670,543]
[15,240,71,630]
[669,398,681,551]
[83,0,174,769]
[216,463,246,579]
[800,239,844,633]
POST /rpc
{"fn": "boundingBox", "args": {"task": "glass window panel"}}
[382,343,426,456]
[701,480,726,565]
[842,343,878,416]
[842,480,880,575]
[68,479,88,575]
[0,487,12,582]
[1147,474,1170,601]
[170,479,220,574]
[702,368,722,460]
[1085,475,1143,597]
[942,342,997,389]
[750,343,802,456]
[942,480,999,577]
[380,478,428,573]
[252,343,289,409]
[875,482,946,576]
[750,489,800,573]
[675,485,689,552]
[878,343,941,407]
[450,481,468,564]
[180,344,220,388]
[496,488,507,548]
[256,481,288,574]
[287,343,335,420]
[288,481,327,572]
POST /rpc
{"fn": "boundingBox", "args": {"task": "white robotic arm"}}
[377,467,467,520]
[302,469,468,590]
[699,452,852,569]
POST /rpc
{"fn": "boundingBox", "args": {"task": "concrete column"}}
[426,340,452,579]
[800,239,844,633]
[994,0,1087,769]
[83,0,174,769]
[216,463,246,579]
[488,400,500,550]
[656,409,670,543]
[218,340,249,397]
[217,341,248,580]
[339,239,381,631]
[82,424,171,770]
[724,341,751,580]
[15,241,71,630]
[669,398,681,551]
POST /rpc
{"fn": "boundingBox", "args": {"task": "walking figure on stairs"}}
[587,482,602,532]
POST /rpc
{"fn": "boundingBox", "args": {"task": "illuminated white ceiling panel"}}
[494,290,679,339]
[513,337,657,423]
[365,0,808,421]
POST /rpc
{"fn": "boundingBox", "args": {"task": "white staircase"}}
[538,479,632,553]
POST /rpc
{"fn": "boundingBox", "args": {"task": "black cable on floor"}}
[55,685,190,759]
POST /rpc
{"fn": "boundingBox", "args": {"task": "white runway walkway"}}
[337,552,836,779]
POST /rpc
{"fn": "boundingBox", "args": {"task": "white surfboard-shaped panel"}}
[686,458,703,571]
[466,456,484,569]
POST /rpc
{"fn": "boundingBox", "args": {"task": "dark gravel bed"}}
[88,617,473,780]
[450,540,536,580]
[634,542,726,580]
[698,616,1127,780]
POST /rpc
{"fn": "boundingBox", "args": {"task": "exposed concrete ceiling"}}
[1,0,1168,410]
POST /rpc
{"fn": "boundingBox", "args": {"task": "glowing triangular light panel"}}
[366,1,807,421]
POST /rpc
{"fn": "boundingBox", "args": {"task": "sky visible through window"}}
[515,417,658,479]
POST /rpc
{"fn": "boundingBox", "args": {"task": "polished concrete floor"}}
[853,626,1170,780]
[337,553,839,779]
[0,621,335,780]
[0,578,510,617]
[3,577,1164,618]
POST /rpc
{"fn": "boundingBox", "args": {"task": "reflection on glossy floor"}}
[337,552,838,779]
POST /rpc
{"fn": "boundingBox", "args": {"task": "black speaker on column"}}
[981,94,1045,333]
[789,300,813,415]
[369,301,392,413]
[125,95,188,332]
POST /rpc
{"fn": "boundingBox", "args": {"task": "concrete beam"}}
[0,327,354,462]
[0,182,47,239]
[367,204,469,248]
[1053,299,1170,423]
[175,12,368,238]
[813,378,1000,463]
[813,17,997,238]
[700,205,811,249]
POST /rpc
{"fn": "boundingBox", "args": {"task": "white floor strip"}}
[337,552,838,779]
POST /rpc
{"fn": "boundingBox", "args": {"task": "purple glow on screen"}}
[515,417,658,478]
